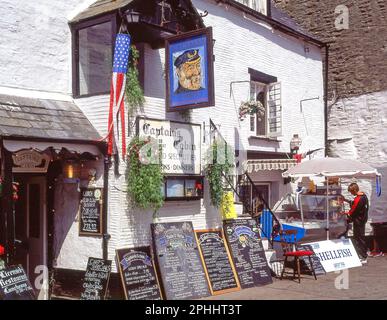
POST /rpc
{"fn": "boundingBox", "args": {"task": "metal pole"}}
[102,155,110,260]
[326,176,329,240]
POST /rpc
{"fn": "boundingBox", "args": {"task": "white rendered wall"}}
[0,0,325,270]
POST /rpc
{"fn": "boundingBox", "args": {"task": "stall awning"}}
[247,159,297,173]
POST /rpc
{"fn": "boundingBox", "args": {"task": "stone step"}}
[261,238,269,251]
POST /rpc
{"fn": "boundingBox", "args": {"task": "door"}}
[14,175,47,299]
[252,183,271,207]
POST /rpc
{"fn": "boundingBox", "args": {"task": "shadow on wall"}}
[194,0,322,62]
[53,179,80,263]
[122,200,203,248]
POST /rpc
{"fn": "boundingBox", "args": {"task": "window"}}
[164,176,204,201]
[72,15,116,97]
[235,0,268,15]
[249,81,282,137]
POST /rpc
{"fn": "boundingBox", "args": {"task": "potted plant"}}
[239,100,265,121]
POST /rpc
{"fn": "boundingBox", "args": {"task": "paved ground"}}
[204,256,387,300]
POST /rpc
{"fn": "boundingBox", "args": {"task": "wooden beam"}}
[1,147,14,261]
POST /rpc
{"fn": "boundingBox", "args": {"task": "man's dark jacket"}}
[347,192,369,225]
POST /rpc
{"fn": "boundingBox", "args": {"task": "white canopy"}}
[282,157,381,179]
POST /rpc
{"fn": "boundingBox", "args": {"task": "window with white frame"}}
[235,0,268,15]
[249,81,282,137]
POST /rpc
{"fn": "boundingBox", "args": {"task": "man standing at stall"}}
[342,183,369,263]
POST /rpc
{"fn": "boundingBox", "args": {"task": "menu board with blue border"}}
[195,229,241,295]
[223,219,273,288]
[116,246,162,300]
[151,221,210,300]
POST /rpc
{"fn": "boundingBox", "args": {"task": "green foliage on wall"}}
[127,137,164,212]
[204,139,234,208]
[125,45,145,117]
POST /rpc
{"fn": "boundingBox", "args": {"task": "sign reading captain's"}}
[137,117,201,175]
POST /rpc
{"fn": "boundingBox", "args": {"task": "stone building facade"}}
[274,0,387,223]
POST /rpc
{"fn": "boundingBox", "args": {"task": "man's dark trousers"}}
[353,222,368,259]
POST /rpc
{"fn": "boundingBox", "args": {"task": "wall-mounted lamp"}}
[125,10,141,23]
[63,160,81,183]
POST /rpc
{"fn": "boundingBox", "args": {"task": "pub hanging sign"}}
[12,149,50,173]
[136,117,201,175]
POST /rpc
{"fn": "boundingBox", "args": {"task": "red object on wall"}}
[0,245,5,256]
[293,153,303,163]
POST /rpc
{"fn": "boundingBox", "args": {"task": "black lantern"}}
[125,10,141,23]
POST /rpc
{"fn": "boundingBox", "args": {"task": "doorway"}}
[13,175,48,299]
[252,183,271,207]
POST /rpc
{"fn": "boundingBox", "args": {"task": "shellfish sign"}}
[304,239,362,272]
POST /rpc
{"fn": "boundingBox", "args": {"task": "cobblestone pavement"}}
[204,256,387,300]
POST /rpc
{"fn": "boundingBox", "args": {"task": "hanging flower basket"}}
[239,100,265,121]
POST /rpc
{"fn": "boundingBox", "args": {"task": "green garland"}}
[127,137,164,212]
[204,139,234,208]
[125,45,145,117]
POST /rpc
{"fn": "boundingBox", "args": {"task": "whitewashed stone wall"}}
[328,90,387,224]
[0,0,325,270]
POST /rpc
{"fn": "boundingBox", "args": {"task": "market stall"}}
[281,157,381,241]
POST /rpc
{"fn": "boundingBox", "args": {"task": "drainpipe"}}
[324,44,329,157]
[102,154,111,260]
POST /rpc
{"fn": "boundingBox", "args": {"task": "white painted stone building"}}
[0,0,325,298]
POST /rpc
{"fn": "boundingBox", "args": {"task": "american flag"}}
[107,33,131,159]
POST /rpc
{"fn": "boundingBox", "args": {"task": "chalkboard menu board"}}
[116,246,162,300]
[80,257,111,300]
[79,188,103,236]
[0,265,36,300]
[297,244,326,276]
[151,222,210,300]
[224,219,273,289]
[195,229,240,295]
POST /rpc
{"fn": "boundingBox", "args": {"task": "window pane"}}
[250,115,255,132]
[185,179,197,197]
[78,21,112,96]
[166,179,185,197]
[250,81,266,136]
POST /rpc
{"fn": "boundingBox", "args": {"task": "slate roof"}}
[70,0,134,23]
[0,94,101,141]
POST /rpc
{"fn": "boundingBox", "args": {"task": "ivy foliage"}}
[127,137,164,212]
[125,45,145,117]
[204,139,235,208]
